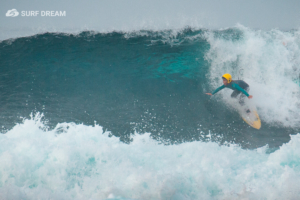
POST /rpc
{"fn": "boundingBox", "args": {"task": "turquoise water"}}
[0,26,300,199]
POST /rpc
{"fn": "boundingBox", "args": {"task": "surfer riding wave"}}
[206,73,253,112]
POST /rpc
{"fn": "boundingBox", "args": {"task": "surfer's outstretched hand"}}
[206,93,212,96]
[248,95,253,99]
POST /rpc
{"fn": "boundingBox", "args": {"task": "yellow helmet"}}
[222,73,232,83]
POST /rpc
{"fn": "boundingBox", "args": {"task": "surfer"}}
[206,73,253,112]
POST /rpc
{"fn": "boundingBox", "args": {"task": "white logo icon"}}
[6,9,19,17]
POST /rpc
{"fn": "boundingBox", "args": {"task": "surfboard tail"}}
[242,110,261,129]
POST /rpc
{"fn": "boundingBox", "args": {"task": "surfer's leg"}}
[238,87,249,106]
[239,95,245,106]
[239,87,251,112]
[231,90,243,107]
[239,96,250,113]
[231,90,240,98]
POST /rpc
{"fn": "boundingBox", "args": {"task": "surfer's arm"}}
[232,83,249,97]
[212,85,225,95]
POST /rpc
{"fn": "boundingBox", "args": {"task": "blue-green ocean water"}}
[1,26,300,199]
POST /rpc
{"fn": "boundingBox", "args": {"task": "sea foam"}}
[0,113,300,199]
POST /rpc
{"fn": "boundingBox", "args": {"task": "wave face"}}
[0,25,300,199]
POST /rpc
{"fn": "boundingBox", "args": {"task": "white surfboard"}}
[236,99,261,129]
[239,107,261,129]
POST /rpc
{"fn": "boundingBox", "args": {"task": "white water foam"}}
[0,113,300,199]
[205,25,300,128]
